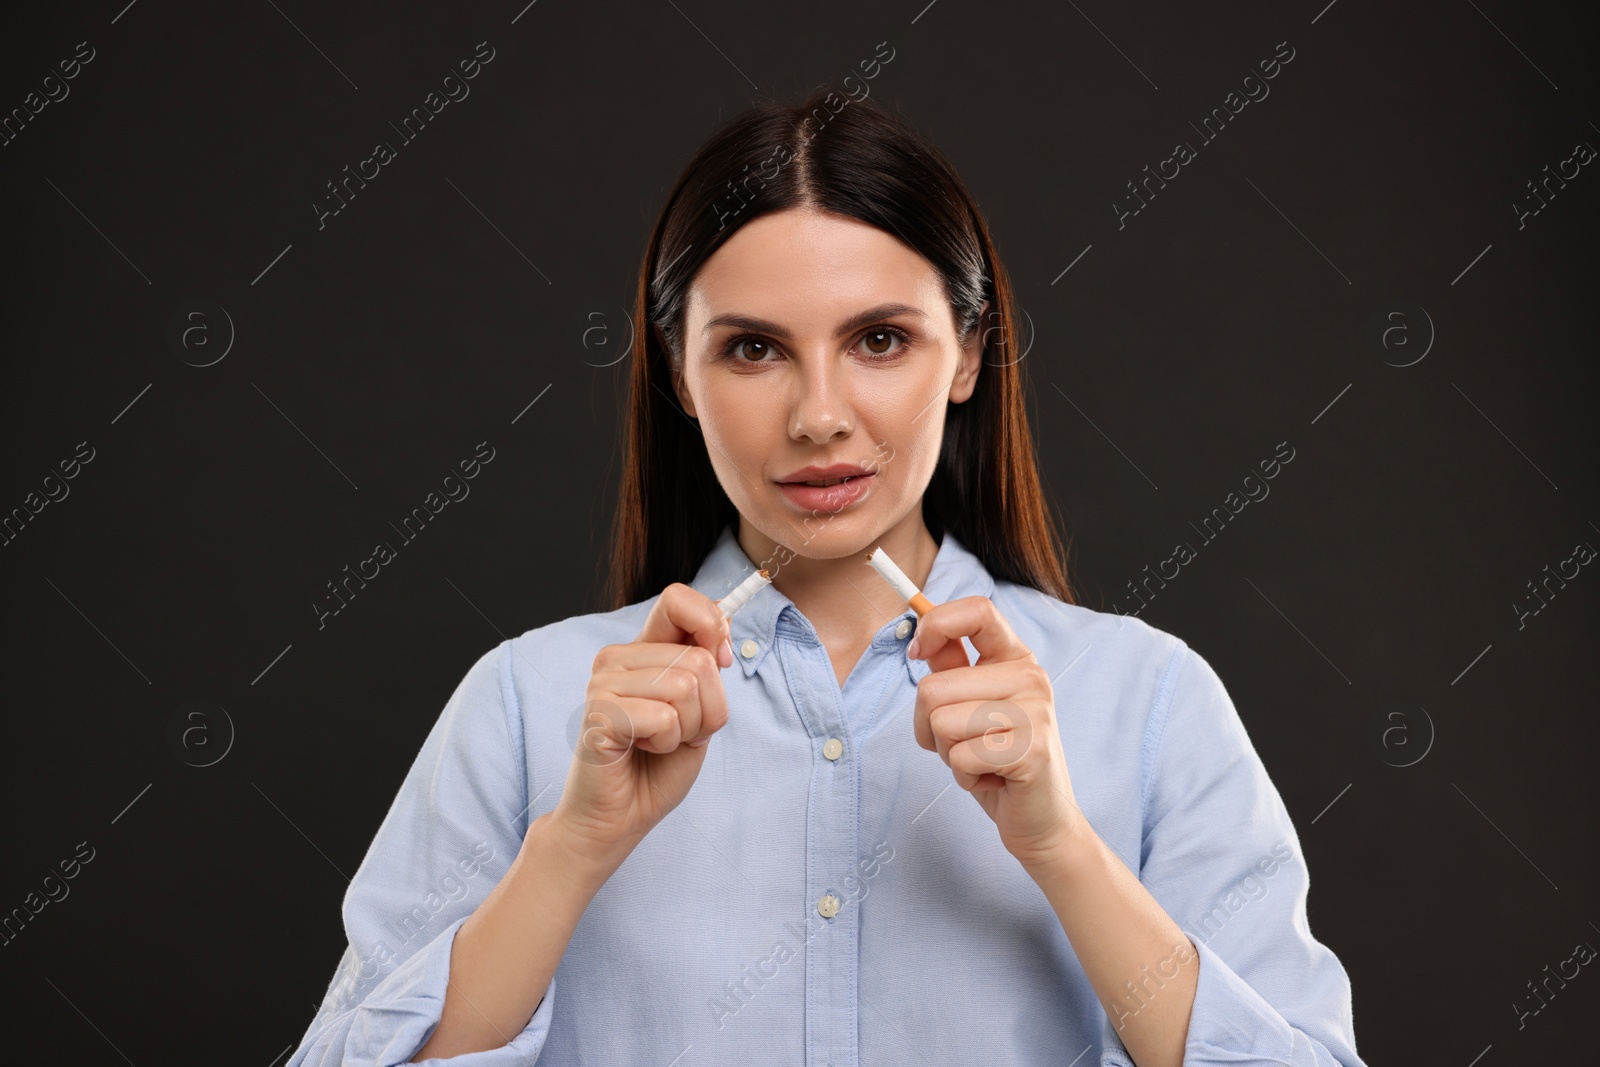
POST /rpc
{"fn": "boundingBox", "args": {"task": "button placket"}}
[775,629,858,1067]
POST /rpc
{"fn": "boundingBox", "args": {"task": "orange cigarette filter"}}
[864,547,934,616]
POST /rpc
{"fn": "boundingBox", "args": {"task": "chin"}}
[778,508,909,559]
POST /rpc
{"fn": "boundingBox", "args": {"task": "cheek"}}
[887,419,943,490]
[697,385,780,495]
[703,387,770,450]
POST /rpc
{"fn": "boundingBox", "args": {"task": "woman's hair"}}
[602,86,1075,611]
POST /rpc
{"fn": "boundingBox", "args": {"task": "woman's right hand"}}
[547,582,735,866]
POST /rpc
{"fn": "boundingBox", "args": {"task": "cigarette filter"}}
[865,547,935,617]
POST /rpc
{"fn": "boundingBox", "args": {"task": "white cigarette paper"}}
[717,567,771,618]
[865,547,935,617]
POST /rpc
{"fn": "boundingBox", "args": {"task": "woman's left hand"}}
[907,595,1088,871]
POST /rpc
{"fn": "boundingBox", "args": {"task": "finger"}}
[926,699,1037,774]
[598,636,731,742]
[625,696,684,754]
[602,661,707,749]
[573,696,678,764]
[636,582,733,671]
[913,684,936,752]
[913,660,1049,711]
[908,595,1032,671]
[915,694,981,759]
[946,741,1011,792]
[911,662,1042,753]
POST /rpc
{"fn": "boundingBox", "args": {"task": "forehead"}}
[684,209,946,329]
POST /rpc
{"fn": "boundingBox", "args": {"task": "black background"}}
[2,0,1596,1062]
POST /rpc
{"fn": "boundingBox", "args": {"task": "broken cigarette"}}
[717,567,772,619]
[864,546,935,617]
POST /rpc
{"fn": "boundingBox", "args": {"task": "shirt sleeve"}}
[285,639,558,1067]
[1097,641,1369,1067]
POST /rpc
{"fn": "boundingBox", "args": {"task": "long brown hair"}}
[603,87,1074,611]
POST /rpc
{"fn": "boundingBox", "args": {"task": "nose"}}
[787,352,855,443]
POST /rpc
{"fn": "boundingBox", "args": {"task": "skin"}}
[414,206,1200,1064]
[672,205,986,688]
[672,206,1199,1065]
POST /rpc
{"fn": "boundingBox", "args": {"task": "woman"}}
[288,88,1366,1066]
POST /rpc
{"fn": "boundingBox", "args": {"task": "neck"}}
[737,510,940,645]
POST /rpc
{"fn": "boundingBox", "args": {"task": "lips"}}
[791,475,860,487]
[776,471,875,511]
[777,463,873,485]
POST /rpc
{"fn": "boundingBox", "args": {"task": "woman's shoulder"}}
[988,579,1198,732]
[497,594,662,696]
[991,578,1190,668]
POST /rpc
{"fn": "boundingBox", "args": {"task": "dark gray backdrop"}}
[2,0,1596,1062]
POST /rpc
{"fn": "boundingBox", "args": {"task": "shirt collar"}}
[689,522,998,685]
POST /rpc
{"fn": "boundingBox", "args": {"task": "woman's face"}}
[673,206,985,556]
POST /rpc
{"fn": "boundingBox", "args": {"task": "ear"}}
[950,299,991,405]
[659,324,699,418]
[674,371,698,419]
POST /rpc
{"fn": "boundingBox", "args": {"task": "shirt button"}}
[739,639,759,659]
[823,738,843,760]
[895,619,915,639]
[817,894,840,918]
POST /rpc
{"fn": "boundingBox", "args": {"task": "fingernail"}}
[719,637,732,668]
[907,635,921,658]
[689,735,711,747]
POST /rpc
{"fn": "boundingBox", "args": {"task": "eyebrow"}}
[701,302,928,340]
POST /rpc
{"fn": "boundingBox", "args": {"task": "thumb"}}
[638,583,730,666]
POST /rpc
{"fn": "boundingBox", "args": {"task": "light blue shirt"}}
[289,523,1366,1066]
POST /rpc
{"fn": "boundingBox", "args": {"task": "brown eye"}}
[859,326,910,360]
[723,337,772,362]
[863,330,895,354]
